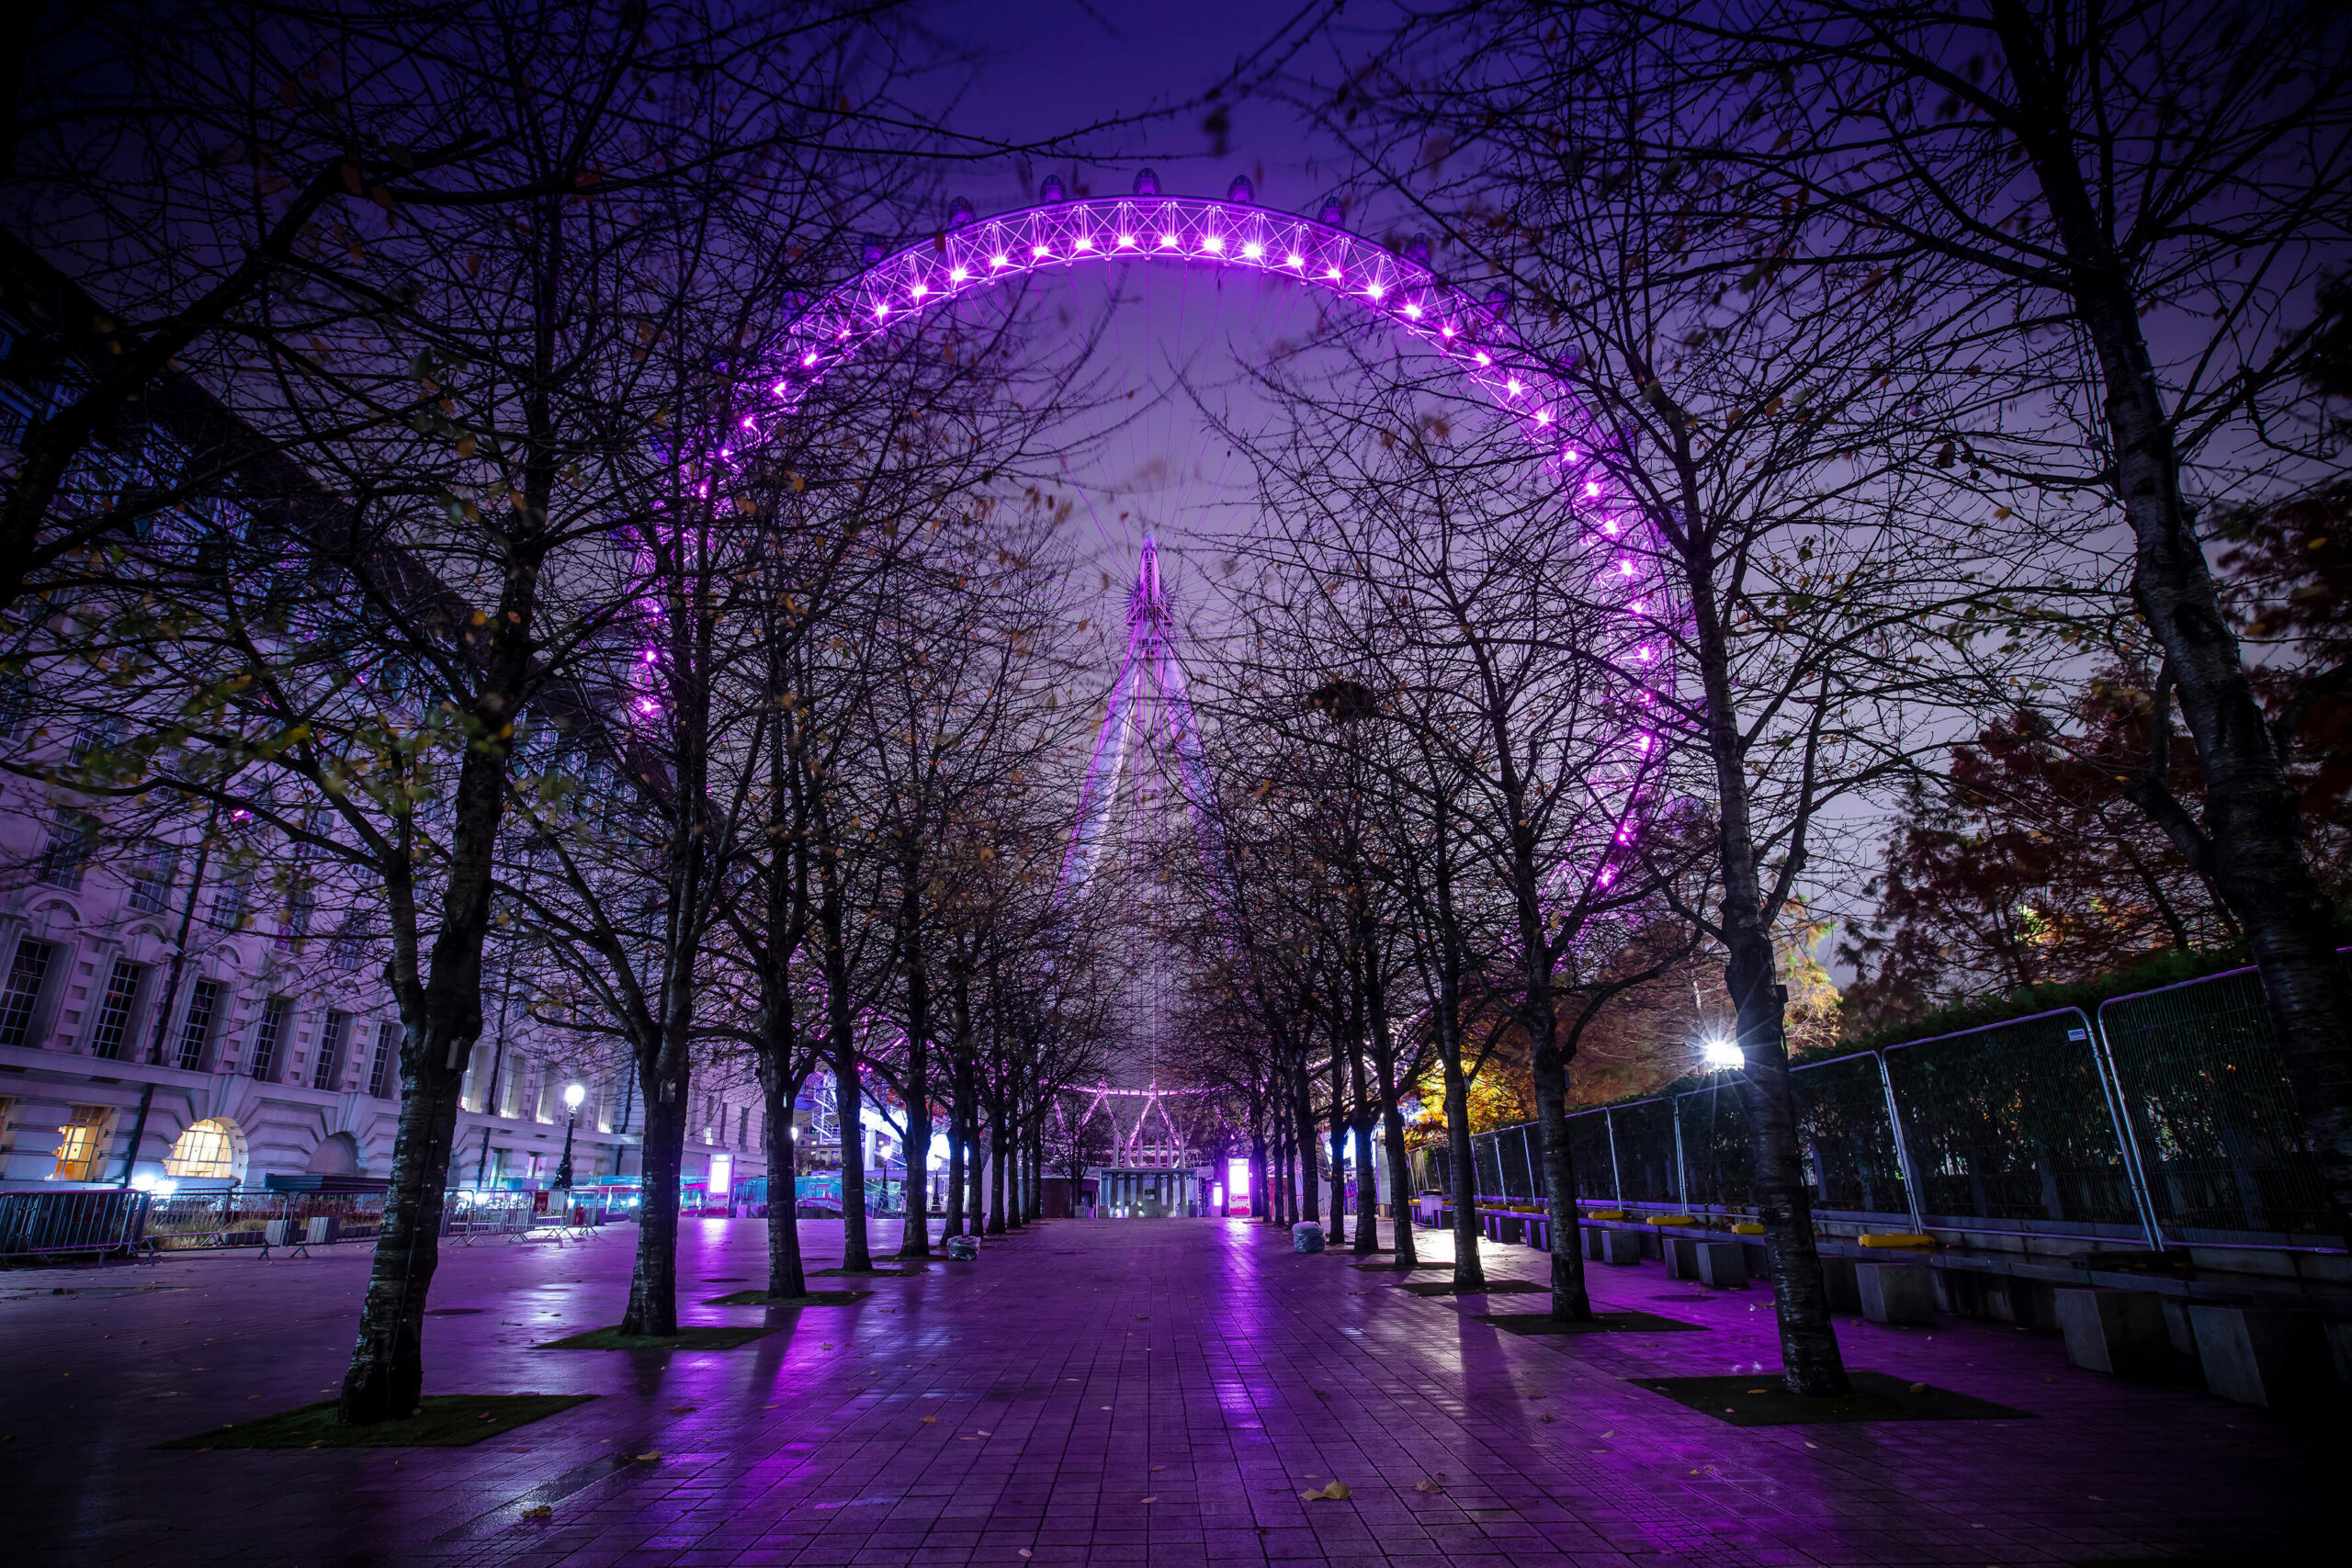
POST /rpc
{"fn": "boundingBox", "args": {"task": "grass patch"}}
[703,1289,872,1307]
[536,1325,778,1350]
[1476,1309,1709,1336]
[1400,1278,1547,1297]
[156,1393,594,1450]
[1351,1260,1449,1271]
[808,1265,922,1278]
[1630,1371,2033,1426]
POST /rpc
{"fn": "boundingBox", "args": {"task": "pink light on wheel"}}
[762,184,1669,968]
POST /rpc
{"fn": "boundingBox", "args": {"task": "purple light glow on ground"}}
[2,1219,2324,1565]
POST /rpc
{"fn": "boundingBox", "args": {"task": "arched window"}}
[164,1117,242,1179]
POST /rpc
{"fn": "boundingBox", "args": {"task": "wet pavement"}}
[0,1215,2330,1565]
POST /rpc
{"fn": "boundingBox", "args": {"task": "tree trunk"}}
[1372,1042,1417,1269]
[336,1055,464,1420]
[1688,542,1849,1396]
[1530,1049,1592,1321]
[759,1064,807,1300]
[833,1031,870,1272]
[1999,0,2352,1256]
[1349,1032,1379,1255]
[623,1066,689,1336]
[898,1032,932,1258]
[1327,1035,1350,1245]
[966,1122,986,1236]
[987,1103,1007,1234]
[1291,1060,1319,1224]
[1443,1050,1484,1289]
[944,1120,967,1240]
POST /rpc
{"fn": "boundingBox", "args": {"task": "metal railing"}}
[0,1189,152,1260]
[1437,961,2335,1252]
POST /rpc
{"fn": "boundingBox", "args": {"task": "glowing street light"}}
[1701,1037,1745,1071]
[555,1081,586,1188]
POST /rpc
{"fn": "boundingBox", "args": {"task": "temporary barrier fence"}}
[0,1188,153,1260]
[1434,961,2335,1252]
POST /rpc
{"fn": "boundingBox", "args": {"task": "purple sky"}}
[924,0,1342,213]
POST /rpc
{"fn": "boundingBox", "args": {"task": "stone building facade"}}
[0,240,768,1200]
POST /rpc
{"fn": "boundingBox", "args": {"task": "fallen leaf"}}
[1747,1388,1768,1394]
[1141,1495,1159,1504]
[1539,1414,1556,1423]
[978,1430,990,1436]
[922,1416,937,1424]
[1151,1465,1166,1472]
[1302,1480,1351,1502]
[1907,1382,1927,1394]
[520,1505,553,1520]
[636,1451,661,1461]
[1413,1478,1444,1495]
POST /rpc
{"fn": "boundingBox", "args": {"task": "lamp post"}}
[555,1082,586,1189]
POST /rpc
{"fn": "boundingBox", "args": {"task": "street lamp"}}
[1701,1036,1745,1071]
[555,1082,586,1189]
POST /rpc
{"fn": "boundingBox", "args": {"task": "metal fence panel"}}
[1498,1125,1535,1201]
[2100,968,2329,1239]
[1472,1130,1504,1200]
[0,1189,152,1258]
[1567,1111,1616,1201]
[1607,1100,1679,1205]
[1675,1084,1754,1210]
[1883,1010,2140,1227]
[1791,1052,1908,1215]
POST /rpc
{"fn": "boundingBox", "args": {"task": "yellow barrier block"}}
[1857,1232,1937,1248]
[1645,1214,1699,1226]
[1582,1210,1625,1221]
[1731,1224,1765,1235]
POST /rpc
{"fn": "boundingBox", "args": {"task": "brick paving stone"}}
[0,1216,2333,1565]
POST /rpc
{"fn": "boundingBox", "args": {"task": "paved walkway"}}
[0,1216,2328,1566]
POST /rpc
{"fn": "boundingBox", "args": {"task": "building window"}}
[128,852,175,914]
[52,1105,107,1181]
[90,959,144,1060]
[283,885,316,942]
[36,810,94,890]
[208,872,249,931]
[368,1021,397,1099]
[313,1010,352,1091]
[0,672,34,741]
[175,979,222,1070]
[0,939,55,1048]
[739,1106,750,1147]
[249,997,289,1079]
[68,715,122,769]
[333,915,367,972]
[164,1117,238,1179]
